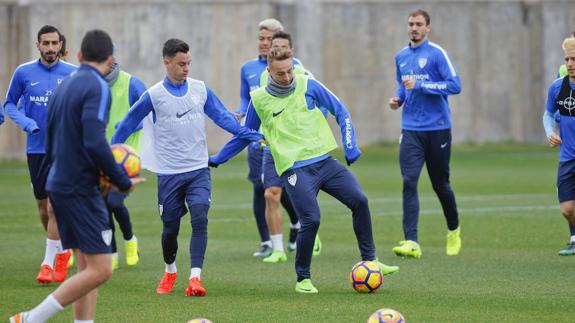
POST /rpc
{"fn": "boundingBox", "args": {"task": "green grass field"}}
[1,144,573,322]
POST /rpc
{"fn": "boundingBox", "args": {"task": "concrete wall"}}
[0,0,574,159]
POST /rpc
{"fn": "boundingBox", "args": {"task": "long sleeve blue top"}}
[112,77,262,146]
[46,64,132,195]
[4,59,77,153]
[546,77,575,162]
[210,78,360,168]
[394,40,461,131]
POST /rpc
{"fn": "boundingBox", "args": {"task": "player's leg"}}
[425,129,460,256]
[184,168,211,296]
[395,131,425,258]
[319,158,398,276]
[262,150,287,263]
[156,174,187,294]
[248,146,272,257]
[28,154,68,283]
[108,191,138,265]
[106,205,119,270]
[281,165,321,293]
[11,192,114,322]
[281,190,301,252]
[557,160,575,255]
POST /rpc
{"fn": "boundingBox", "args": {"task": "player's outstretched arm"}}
[111,92,153,144]
[209,101,262,167]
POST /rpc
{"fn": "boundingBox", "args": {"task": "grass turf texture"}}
[0,143,573,322]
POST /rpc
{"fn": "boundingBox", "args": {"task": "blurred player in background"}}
[4,25,76,283]
[543,36,575,256]
[389,9,462,259]
[104,48,147,269]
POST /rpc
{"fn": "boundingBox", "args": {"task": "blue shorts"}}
[49,192,112,254]
[247,145,263,184]
[558,160,575,202]
[27,154,50,200]
[157,168,211,222]
[262,149,282,189]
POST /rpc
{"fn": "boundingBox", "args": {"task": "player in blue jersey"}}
[104,53,147,270]
[238,19,306,258]
[543,36,575,256]
[388,9,462,258]
[210,47,399,293]
[112,38,262,297]
[10,29,143,323]
[4,25,77,283]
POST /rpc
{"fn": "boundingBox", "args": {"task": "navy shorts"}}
[49,192,112,254]
[262,149,282,189]
[157,168,211,222]
[558,160,575,202]
[27,154,50,200]
[247,144,263,184]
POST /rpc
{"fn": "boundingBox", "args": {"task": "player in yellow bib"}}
[210,47,399,293]
[104,55,147,269]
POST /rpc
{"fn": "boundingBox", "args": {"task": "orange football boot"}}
[156,272,177,294]
[53,250,71,282]
[185,277,206,297]
[36,264,52,284]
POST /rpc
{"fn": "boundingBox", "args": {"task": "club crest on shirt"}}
[418,58,427,69]
[288,173,297,186]
[101,229,112,246]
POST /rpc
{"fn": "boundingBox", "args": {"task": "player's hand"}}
[208,157,219,168]
[389,97,401,110]
[126,177,146,193]
[234,112,245,121]
[548,133,562,147]
[345,147,361,166]
[403,79,416,90]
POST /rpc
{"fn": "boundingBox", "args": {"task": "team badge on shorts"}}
[288,173,297,186]
[418,57,427,69]
[101,229,113,246]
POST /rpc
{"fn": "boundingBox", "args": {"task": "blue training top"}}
[394,39,461,131]
[4,59,77,154]
[546,77,575,162]
[210,78,360,169]
[46,64,132,195]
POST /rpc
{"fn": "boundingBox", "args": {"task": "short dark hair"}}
[409,9,431,25]
[81,29,113,63]
[37,25,61,42]
[163,38,189,58]
[272,31,292,48]
[571,30,575,37]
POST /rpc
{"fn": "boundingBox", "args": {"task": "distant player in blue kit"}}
[388,9,462,258]
[237,19,306,258]
[112,38,262,297]
[104,52,147,270]
[10,29,143,323]
[210,47,399,293]
[543,36,575,256]
[4,25,77,283]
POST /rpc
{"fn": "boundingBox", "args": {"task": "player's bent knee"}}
[264,187,282,203]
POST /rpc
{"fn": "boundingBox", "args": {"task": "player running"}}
[4,25,76,283]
